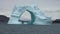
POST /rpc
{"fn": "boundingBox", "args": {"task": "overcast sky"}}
[0,0,60,11]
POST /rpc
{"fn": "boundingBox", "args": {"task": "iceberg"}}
[8,5,52,25]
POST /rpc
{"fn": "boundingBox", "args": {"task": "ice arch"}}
[8,5,52,25]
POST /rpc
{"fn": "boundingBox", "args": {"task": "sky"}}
[0,0,60,11]
[0,0,60,19]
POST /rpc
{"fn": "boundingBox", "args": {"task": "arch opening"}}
[18,10,35,24]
